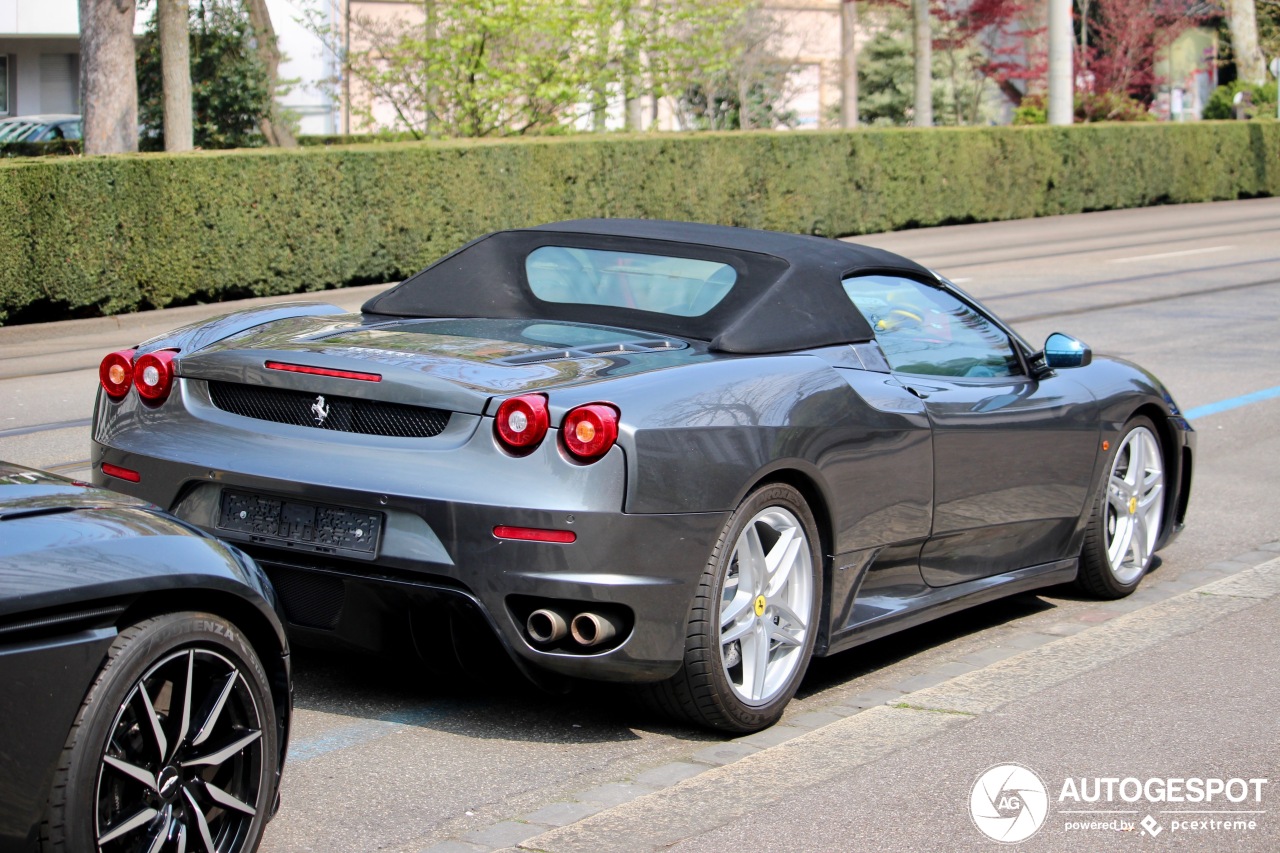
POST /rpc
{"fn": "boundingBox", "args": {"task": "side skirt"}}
[819,558,1078,657]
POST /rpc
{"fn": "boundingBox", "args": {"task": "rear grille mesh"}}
[266,566,345,630]
[207,381,450,438]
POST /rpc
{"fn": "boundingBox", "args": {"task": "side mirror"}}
[1042,332,1092,369]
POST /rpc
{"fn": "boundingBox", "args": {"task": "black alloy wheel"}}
[44,612,278,853]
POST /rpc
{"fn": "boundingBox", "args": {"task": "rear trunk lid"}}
[176,314,708,415]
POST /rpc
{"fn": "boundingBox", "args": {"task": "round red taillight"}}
[133,350,177,404]
[562,404,619,463]
[99,350,136,400]
[495,394,549,452]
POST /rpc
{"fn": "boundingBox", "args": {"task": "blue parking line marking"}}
[287,720,401,763]
[287,702,459,763]
[1185,385,1280,422]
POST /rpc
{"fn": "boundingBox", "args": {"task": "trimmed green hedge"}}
[297,132,422,146]
[1,122,1276,324]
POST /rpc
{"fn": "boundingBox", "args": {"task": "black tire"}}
[643,484,823,733]
[1076,415,1166,600]
[44,612,278,853]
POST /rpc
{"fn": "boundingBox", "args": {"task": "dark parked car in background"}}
[90,219,1193,733]
[0,462,290,853]
[0,114,81,144]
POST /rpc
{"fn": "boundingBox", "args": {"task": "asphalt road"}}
[1,198,1277,852]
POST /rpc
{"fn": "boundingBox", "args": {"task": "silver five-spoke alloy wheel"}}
[647,483,822,732]
[1103,425,1164,585]
[719,506,814,706]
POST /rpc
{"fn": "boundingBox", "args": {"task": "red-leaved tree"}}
[933,0,1046,107]
[1080,0,1207,102]
[864,0,1045,123]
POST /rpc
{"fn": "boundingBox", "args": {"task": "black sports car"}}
[90,220,1193,733]
[0,462,290,852]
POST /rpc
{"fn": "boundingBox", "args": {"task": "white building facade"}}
[0,0,323,126]
[0,0,82,117]
[267,0,341,135]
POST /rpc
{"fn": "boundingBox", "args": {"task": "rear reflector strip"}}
[493,525,576,544]
[265,361,382,382]
[101,463,141,483]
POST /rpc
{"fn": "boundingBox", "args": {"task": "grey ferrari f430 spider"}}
[92,220,1192,732]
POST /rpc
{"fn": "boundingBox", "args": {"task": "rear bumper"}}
[92,433,726,683]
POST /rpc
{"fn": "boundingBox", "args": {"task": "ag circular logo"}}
[970,763,1049,843]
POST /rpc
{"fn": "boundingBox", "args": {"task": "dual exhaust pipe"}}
[526,607,621,649]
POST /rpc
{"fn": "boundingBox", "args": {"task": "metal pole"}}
[1047,0,1072,125]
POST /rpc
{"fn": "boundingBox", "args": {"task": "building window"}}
[0,56,9,115]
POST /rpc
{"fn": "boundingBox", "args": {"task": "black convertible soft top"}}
[362,219,933,354]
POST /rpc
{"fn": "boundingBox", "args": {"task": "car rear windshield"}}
[526,246,736,317]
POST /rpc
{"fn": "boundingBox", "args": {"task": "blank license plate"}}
[217,490,383,558]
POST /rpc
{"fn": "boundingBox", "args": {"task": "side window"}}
[842,275,1021,378]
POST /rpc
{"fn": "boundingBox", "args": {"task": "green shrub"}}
[1013,93,1155,125]
[1204,80,1279,121]
[1078,92,1156,122]
[0,139,83,158]
[1012,98,1047,126]
[136,0,272,150]
[297,132,424,146]
[1,123,1276,324]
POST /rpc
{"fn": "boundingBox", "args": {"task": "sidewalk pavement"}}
[430,545,1280,853]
